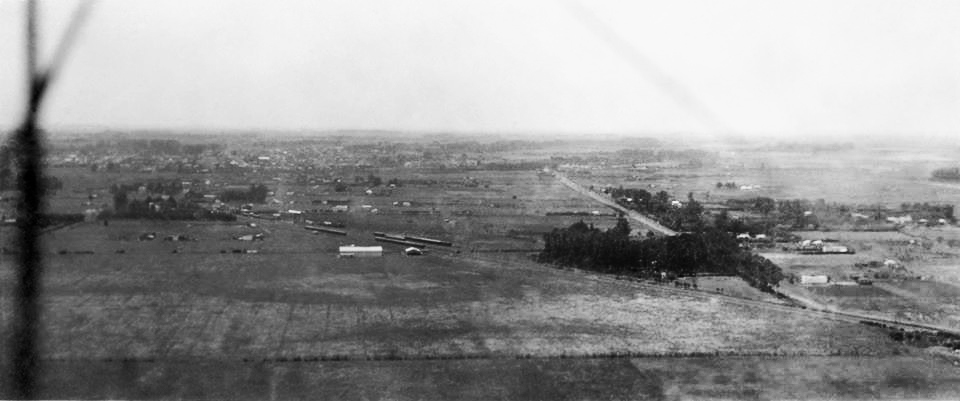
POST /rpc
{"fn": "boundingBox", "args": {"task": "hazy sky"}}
[1,0,958,138]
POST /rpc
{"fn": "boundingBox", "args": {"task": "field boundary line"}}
[37,347,897,364]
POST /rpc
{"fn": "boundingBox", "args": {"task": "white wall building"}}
[800,275,829,285]
[339,245,382,257]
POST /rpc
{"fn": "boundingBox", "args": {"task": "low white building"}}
[339,245,382,257]
[800,275,829,285]
[820,245,847,253]
[886,215,913,225]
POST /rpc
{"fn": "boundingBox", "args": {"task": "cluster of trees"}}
[113,192,177,214]
[36,213,85,228]
[109,180,183,196]
[92,139,218,156]
[723,197,777,215]
[931,167,960,181]
[724,197,820,229]
[607,187,704,231]
[539,219,784,293]
[354,174,383,186]
[109,192,234,221]
[103,207,235,221]
[348,174,403,188]
[711,210,776,236]
[724,197,956,231]
[219,184,269,203]
[899,202,954,221]
[333,175,405,192]
[861,321,960,350]
[715,182,740,190]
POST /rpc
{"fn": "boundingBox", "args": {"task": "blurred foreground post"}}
[10,0,46,398]
[9,1,93,397]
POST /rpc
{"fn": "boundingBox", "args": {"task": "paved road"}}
[547,168,678,236]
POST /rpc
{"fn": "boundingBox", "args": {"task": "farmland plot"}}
[1,221,905,362]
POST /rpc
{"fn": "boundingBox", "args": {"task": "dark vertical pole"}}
[11,0,46,398]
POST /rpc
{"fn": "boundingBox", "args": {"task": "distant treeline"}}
[110,180,183,196]
[477,161,549,171]
[349,174,402,187]
[723,197,955,233]
[218,184,269,203]
[898,202,954,221]
[759,142,855,152]
[552,148,714,165]
[539,219,784,293]
[860,321,960,350]
[110,180,271,204]
[103,207,235,222]
[70,139,223,155]
[38,213,85,228]
[932,167,960,181]
[107,180,250,220]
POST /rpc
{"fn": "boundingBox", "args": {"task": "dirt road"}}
[547,168,678,236]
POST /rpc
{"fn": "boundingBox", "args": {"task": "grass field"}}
[31,356,960,400]
[2,221,906,363]
[685,276,790,304]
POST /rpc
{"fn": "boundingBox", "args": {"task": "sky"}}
[1,0,958,139]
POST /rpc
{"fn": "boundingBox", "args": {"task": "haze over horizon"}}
[1,0,958,141]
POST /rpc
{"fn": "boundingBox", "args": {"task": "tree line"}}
[218,184,269,203]
[606,187,704,232]
[109,191,235,221]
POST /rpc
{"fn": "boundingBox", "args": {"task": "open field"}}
[759,224,960,330]
[682,275,789,304]
[566,148,960,210]
[1,221,905,362]
[760,250,960,329]
[6,139,960,398]
[32,356,960,400]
